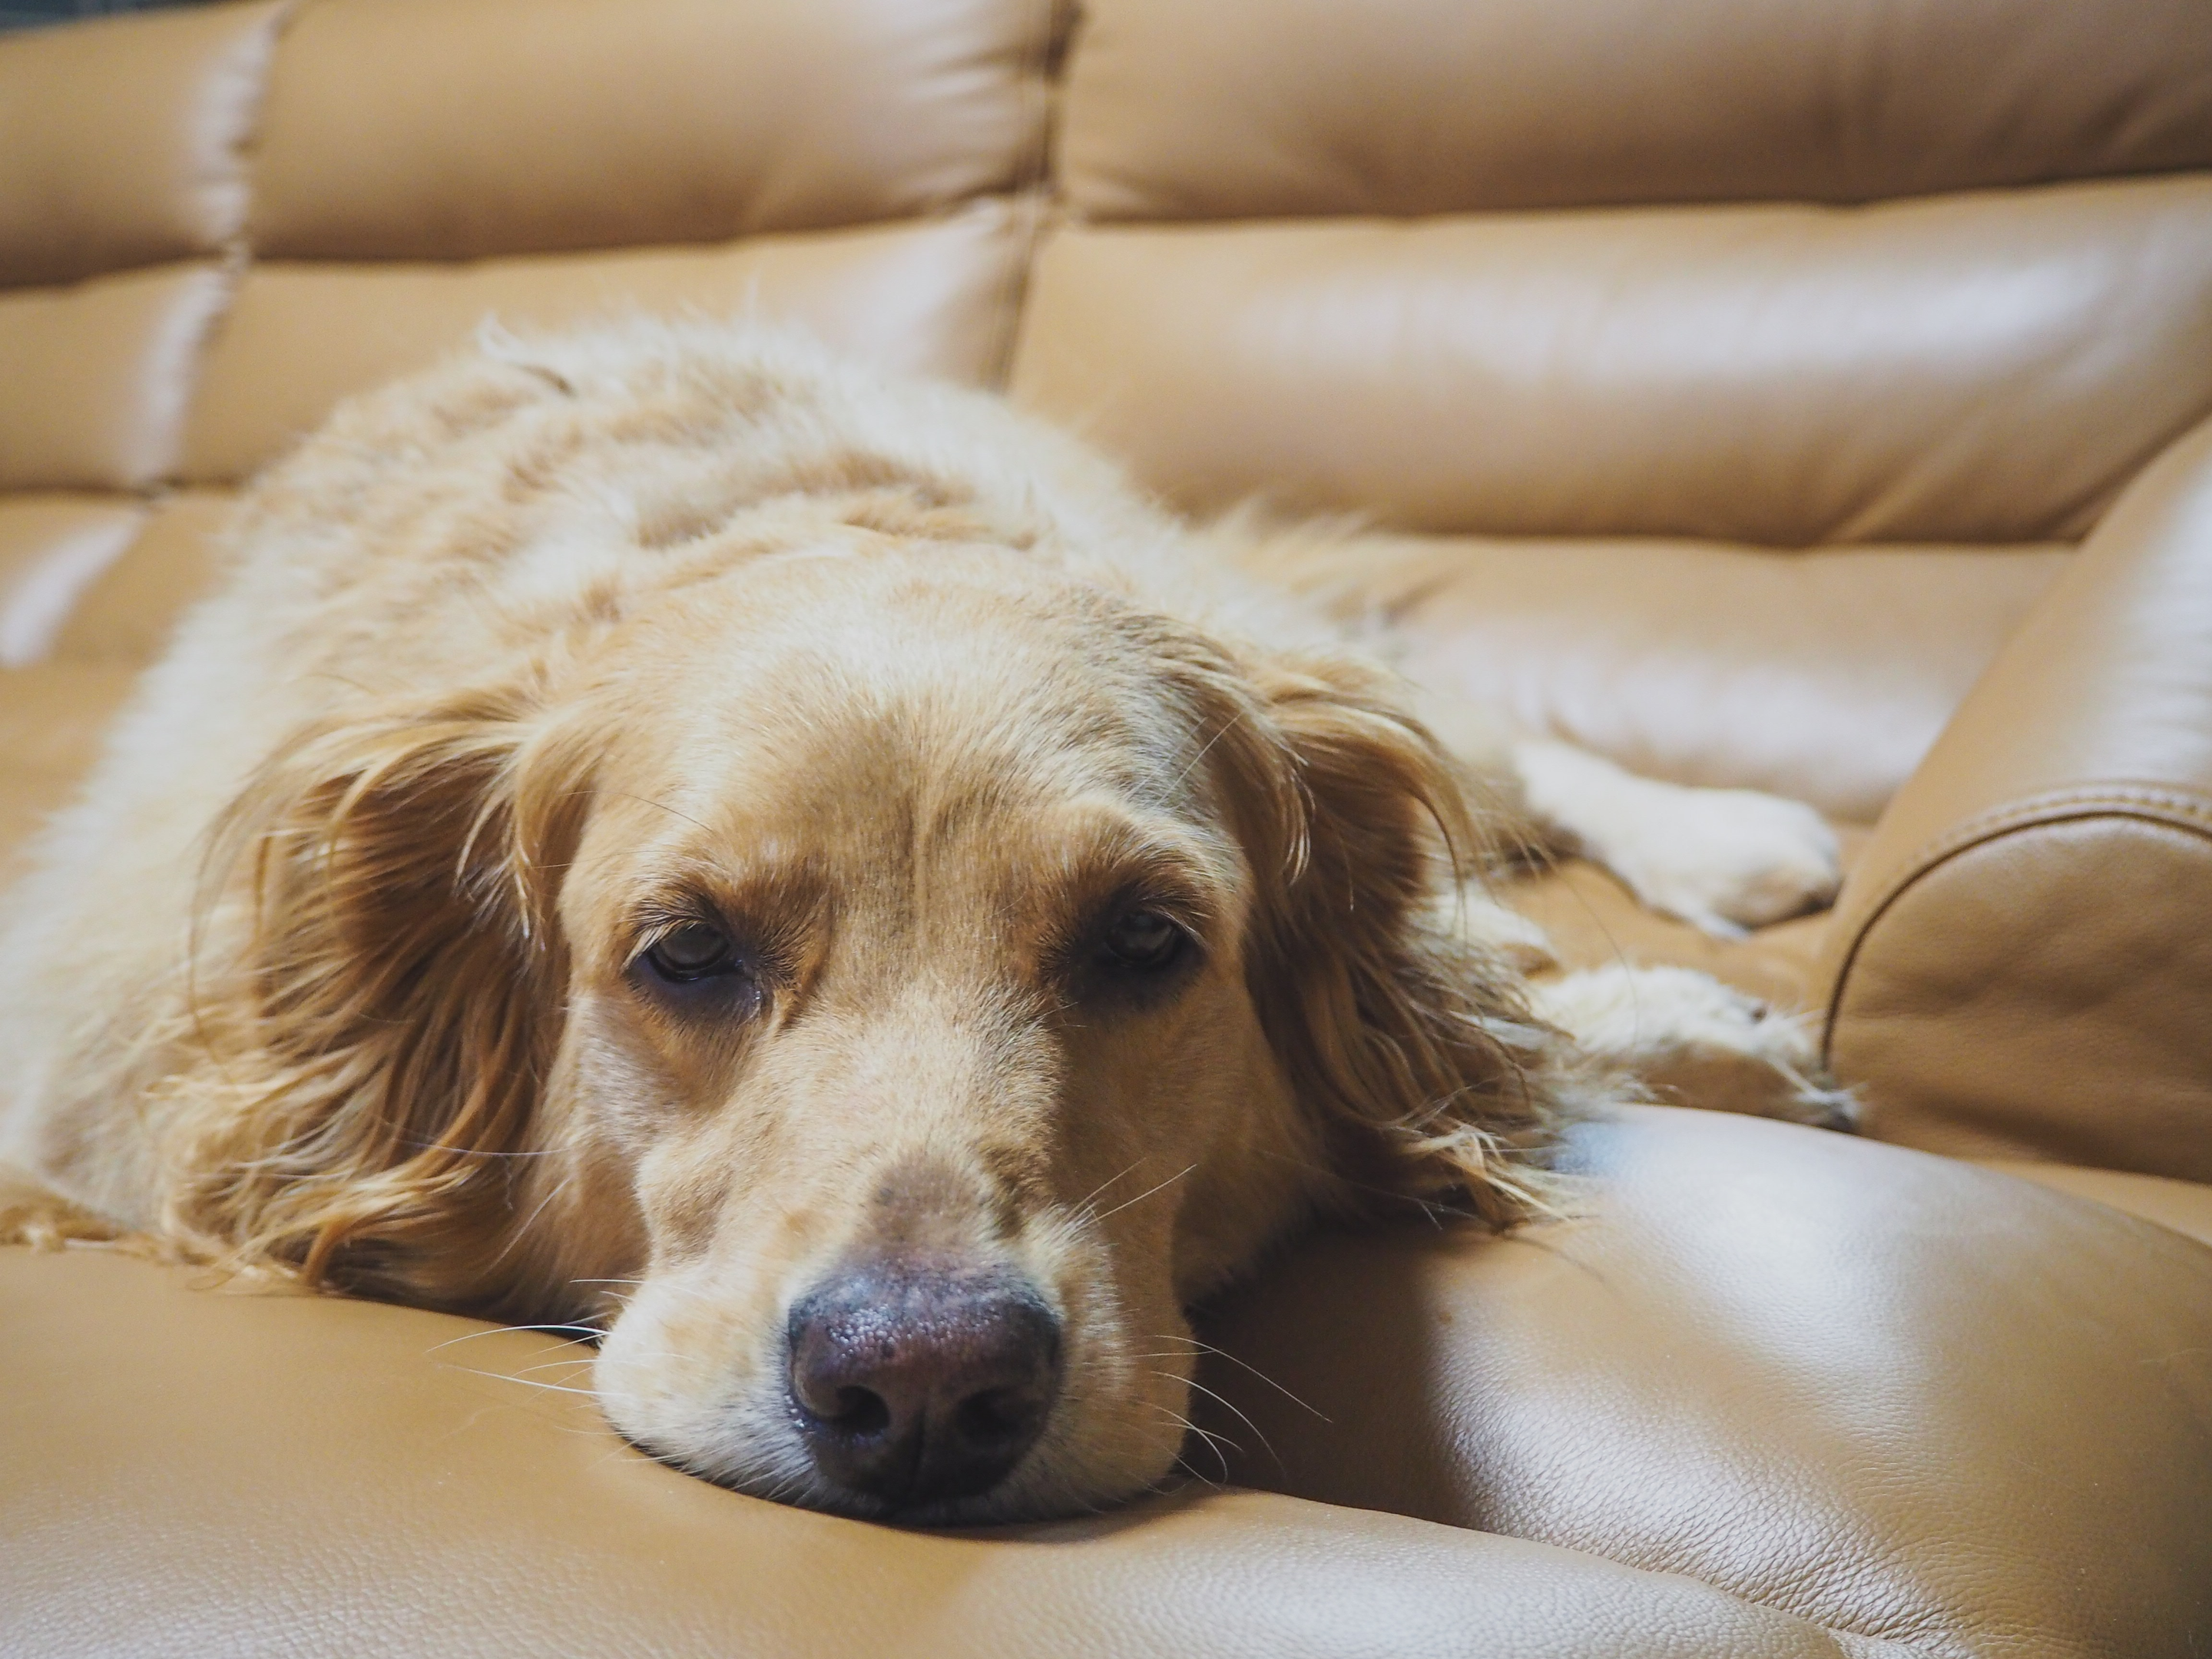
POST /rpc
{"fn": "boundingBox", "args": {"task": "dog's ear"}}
[171,673,597,1309]
[1219,651,1578,1227]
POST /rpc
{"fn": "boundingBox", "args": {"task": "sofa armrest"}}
[1822,412,2212,1177]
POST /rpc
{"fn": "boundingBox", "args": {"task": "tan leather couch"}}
[4,2,2210,1653]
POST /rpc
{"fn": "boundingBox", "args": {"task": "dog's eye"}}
[1099,906,1186,972]
[642,921,737,982]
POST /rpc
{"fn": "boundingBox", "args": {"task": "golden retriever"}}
[0,322,1843,1521]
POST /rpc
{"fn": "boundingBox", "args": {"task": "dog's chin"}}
[598,1379,1186,1526]
[591,1264,1198,1524]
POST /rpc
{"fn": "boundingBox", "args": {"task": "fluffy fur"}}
[0,321,1839,1519]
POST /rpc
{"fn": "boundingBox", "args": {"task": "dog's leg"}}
[1529,963,1856,1128]
[1509,739,1841,938]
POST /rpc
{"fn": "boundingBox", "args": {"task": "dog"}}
[0,321,1844,1522]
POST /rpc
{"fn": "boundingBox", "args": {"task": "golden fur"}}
[0,322,1829,1519]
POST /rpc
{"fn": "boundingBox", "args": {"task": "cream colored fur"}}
[0,320,1843,1521]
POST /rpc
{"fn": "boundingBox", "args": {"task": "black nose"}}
[786,1262,1061,1512]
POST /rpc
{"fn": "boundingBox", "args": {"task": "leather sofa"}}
[3,1,2209,1652]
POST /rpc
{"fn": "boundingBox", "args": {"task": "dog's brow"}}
[614,791,713,834]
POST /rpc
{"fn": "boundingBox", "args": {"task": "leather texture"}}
[0,0,283,287]
[180,204,1035,482]
[1192,1108,2212,1656]
[2,0,2211,1652]
[1985,1159,2212,1250]
[0,495,147,668]
[1011,178,2212,545]
[1827,416,2212,1178]
[0,263,230,492]
[247,0,1057,260]
[0,662,138,877]
[1,1227,1888,1659]
[1061,0,2212,220]
[1363,535,2066,821]
[51,489,234,666]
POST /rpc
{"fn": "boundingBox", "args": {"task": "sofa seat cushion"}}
[1982,1158,2212,1248]
[1191,1106,2212,1655]
[5,1108,2204,1654]
[0,1243,1892,1659]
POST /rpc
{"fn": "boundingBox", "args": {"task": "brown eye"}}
[1099,906,1186,972]
[643,920,736,983]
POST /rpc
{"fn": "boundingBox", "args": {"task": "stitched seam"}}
[975,0,1068,391]
[1822,787,2212,1061]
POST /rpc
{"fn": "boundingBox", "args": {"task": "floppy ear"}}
[167,675,597,1310]
[1223,651,1584,1227]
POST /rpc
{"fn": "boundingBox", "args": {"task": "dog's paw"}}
[1530,964,1858,1128]
[1513,741,1841,937]
[1601,785,1842,938]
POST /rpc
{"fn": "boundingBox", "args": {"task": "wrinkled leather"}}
[1192,1108,2212,1655]
[0,0,283,286]
[1,1,2210,1653]
[1827,416,2212,1178]
[180,204,1035,483]
[1367,535,2066,821]
[1063,0,2212,220]
[0,264,230,492]
[248,0,1056,260]
[1011,179,2212,545]
[0,1237,1880,1659]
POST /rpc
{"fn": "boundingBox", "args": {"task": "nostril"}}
[785,1261,1062,1512]
[822,1385,890,1437]
[954,1385,1042,1446]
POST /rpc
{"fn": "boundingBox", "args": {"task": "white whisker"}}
[1090,1162,1197,1225]
[1141,1332,1330,1420]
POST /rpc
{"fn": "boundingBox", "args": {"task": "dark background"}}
[2,0,214,33]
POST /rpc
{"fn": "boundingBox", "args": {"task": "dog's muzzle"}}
[786,1258,1061,1512]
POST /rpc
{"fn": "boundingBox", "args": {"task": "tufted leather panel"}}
[179,204,1035,484]
[50,489,235,667]
[0,0,284,288]
[247,0,1058,262]
[0,496,147,669]
[0,265,230,493]
[1192,1107,2212,1656]
[1011,178,2212,545]
[0,662,141,876]
[0,1241,1881,1659]
[1826,416,2212,1180]
[1343,535,2068,822]
[1061,0,2212,220]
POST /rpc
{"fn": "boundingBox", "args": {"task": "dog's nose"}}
[786,1262,1061,1512]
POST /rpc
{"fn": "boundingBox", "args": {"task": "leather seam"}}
[1821,787,2212,1064]
[977,0,1067,391]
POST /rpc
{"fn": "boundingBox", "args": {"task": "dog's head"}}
[189,541,1566,1521]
